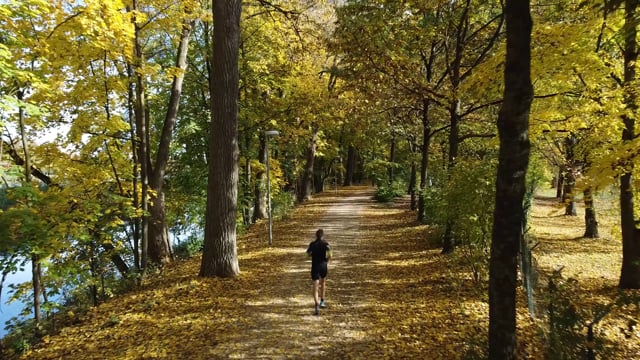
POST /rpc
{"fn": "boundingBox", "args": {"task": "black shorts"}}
[311,262,328,280]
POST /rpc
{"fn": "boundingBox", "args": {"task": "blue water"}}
[0,268,31,338]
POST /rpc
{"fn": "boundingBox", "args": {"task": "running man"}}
[306,229,332,315]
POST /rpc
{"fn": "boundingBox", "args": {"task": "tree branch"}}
[2,140,54,186]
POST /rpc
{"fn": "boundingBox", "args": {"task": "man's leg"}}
[312,279,320,315]
[319,277,326,306]
[313,279,320,305]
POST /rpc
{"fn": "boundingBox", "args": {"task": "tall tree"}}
[488,0,533,358]
[441,0,503,253]
[146,15,195,265]
[199,0,242,277]
[129,1,199,268]
[618,0,640,289]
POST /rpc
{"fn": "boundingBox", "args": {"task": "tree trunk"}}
[146,17,194,266]
[343,145,356,186]
[442,99,460,253]
[31,255,41,325]
[199,0,241,278]
[563,168,577,216]
[408,141,417,210]
[147,192,173,263]
[314,156,326,194]
[388,131,396,185]
[442,220,455,254]
[583,188,599,238]
[132,0,150,272]
[619,0,640,289]
[126,63,141,271]
[298,127,318,202]
[19,89,41,325]
[253,134,268,222]
[89,242,99,306]
[102,242,130,277]
[417,99,431,223]
[563,135,577,216]
[489,0,533,358]
[555,168,564,199]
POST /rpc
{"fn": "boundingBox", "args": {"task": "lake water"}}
[0,268,30,339]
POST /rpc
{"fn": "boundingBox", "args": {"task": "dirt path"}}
[215,189,373,359]
[210,188,467,359]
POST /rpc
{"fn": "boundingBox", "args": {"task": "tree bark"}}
[298,126,318,202]
[619,0,640,289]
[31,255,41,324]
[388,130,396,185]
[417,99,431,223]
[343,145,356,186]
[18,89,41,325]
[314,157,326,194]
[408,141,417,210]
[132,0,149,272]
[199,0,241,278]
[126,63,141,271]
[563,135,577,216]
[563,169,577,216]
[442,100,460,254]
[147,192,173,263]
[583,188,599,238]
[555,168,564,199]
[146,17,194,266]
[488,0,533,358]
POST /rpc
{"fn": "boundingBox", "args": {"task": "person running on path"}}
[306,229,332,315]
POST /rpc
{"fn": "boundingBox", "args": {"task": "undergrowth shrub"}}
[173,234,204,259]
[537,269,640,360]
[421,184,444,225]
[442,158,497,282]
[272,190,295,220]
[374,182,405,203]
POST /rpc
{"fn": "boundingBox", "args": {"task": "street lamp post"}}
[265,130,279,246]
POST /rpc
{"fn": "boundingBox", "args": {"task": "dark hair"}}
[316,229,324,239]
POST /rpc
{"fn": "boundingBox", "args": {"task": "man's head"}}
[316,229,324,239]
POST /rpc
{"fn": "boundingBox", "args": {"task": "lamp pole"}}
[265,130,279,246]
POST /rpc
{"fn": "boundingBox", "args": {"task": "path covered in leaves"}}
[23,187,525,359]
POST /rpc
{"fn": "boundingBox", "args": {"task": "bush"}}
[421,185,445,225]
[272,191,295,220]
[173,234,204,259]
[374,182,405,203]
[535,270,640,360]
[441,158,496,281]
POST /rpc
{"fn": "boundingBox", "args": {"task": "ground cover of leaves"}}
[528,189,640,359]
[16,187,640,359]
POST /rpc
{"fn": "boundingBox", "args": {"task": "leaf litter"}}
[18,187,639,359]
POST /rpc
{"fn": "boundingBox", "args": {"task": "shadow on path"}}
[217,190,373,358]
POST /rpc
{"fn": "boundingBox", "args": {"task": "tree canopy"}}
[1,0,640,357]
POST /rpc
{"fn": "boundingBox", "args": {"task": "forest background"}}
[0,0,639,358]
